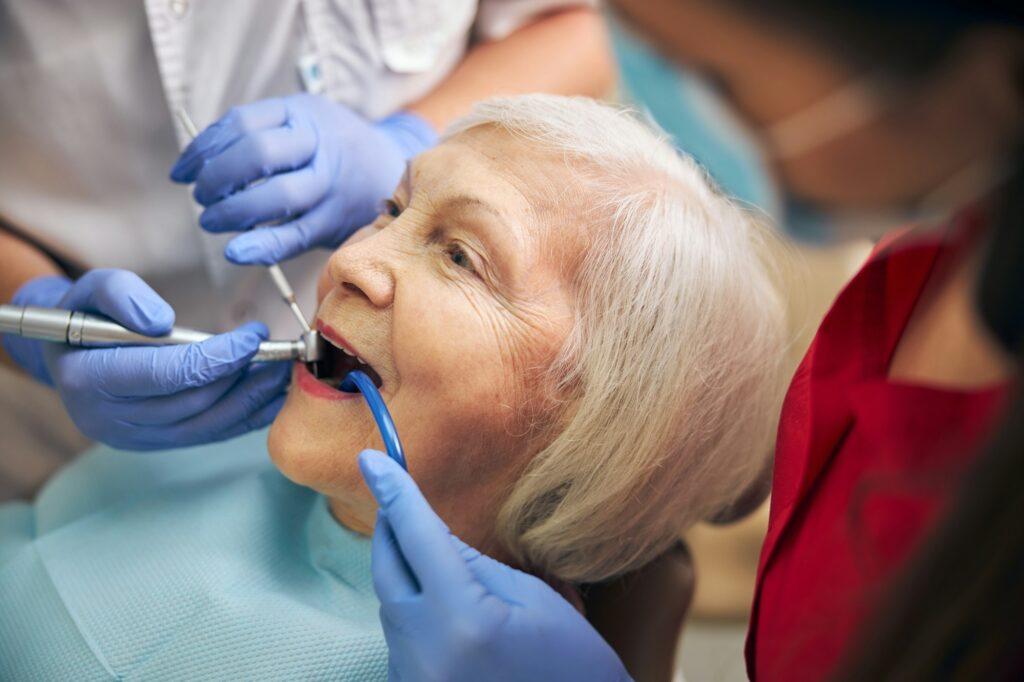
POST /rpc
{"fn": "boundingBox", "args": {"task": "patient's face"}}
[269,127,579,554]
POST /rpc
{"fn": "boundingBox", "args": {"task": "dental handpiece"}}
[0,305,321,363]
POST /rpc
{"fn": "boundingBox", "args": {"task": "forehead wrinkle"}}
[513,155,594,289]
[438,194,529,256]
[411,142,534,260]
[424,130,589,291]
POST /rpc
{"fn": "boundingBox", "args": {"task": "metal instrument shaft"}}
[175,108,313,335]
[0,304,313,362]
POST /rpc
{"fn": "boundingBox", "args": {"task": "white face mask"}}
[761,77,1006,242]
[612,16,1003,244]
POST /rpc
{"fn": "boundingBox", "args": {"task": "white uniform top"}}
[0,0,589,499]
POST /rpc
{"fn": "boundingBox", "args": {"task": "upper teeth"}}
[323,335,367,365]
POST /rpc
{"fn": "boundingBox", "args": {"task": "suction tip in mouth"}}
[308,330,383,392]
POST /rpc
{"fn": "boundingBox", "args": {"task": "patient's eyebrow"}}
[438,195,520,252]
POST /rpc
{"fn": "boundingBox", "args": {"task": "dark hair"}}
[977,146,1024,356]
[724,1,1024,677]
[831,137,1024,682]
[729,0,1024,78]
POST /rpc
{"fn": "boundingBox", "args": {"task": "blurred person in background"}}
[354,1,1024,680]
[832,148,1024,680]
[609,2,1023,679]
[0,0,612,501]
[609,2,875,629]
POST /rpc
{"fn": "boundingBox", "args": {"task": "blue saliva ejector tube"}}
[341,370,407,471]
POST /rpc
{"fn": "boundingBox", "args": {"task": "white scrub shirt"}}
[0,0,591,499]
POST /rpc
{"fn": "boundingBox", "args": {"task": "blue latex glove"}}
[169,94,438,265]
[358,450,633,682]
[2,274,73,385]
[3,270,289,450]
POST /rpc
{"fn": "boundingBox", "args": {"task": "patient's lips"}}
[294,361,360,401]
[317,321,360,358]
[312,320,385,392]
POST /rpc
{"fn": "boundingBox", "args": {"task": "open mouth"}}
[307,324,384,394]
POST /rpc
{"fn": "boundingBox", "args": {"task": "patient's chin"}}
[266,414,302,482]
[268,414,378,534]
[267,398,368,500]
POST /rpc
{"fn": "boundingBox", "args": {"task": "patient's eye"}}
[380,199,402,219]
[446,243,476,273]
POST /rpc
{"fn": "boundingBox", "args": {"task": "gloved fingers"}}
[386,657,403,682]
[198,167,328,234]
[2,334,52,386]
[445,533,532,604]
[88,321,269,398]
[11,275,73,308]
[170,98,289,182]
[223,201,337,265]
[157,360,289,442]
[107,371,243,426]
[379,611,408,682]
[358,450,478,601]
[193,391,287,445]
[374,111,440,161]
[192,124,319,207]
[5,276,74,385]
[60,269,175,336]
[371,513,421,603]
[125,390,286,451]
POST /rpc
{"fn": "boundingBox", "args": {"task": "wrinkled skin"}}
[268,127,581,554]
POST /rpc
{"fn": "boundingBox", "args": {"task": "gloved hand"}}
[2,274,73,385]
[358,450,633,682]
[3,270,289,450]
[170,94,438,265]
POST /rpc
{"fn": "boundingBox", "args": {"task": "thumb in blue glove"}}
[7,269,290,450]
[358,449,632,682]
[170,94,438,265]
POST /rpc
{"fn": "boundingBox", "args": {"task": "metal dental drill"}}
[0,107,325,366]
[0,304,322,363]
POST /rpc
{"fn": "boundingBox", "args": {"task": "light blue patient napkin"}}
[0,429,387,680]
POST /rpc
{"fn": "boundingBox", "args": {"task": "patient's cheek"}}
[266,392,375,498]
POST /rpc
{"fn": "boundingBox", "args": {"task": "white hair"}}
[444,95,786,584]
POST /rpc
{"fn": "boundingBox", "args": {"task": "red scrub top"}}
[746,213,1010,681]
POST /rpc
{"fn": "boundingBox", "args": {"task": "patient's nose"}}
[327,240,395,309]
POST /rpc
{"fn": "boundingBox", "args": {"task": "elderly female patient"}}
[0,95,784,679]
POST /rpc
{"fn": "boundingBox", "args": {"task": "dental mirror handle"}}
[0,304,307,362]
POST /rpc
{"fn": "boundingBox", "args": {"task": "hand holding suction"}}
[358,450,632,682]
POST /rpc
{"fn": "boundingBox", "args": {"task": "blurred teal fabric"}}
[611,18,885,244]
[611,18,780,218]
[0,429,387,680]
